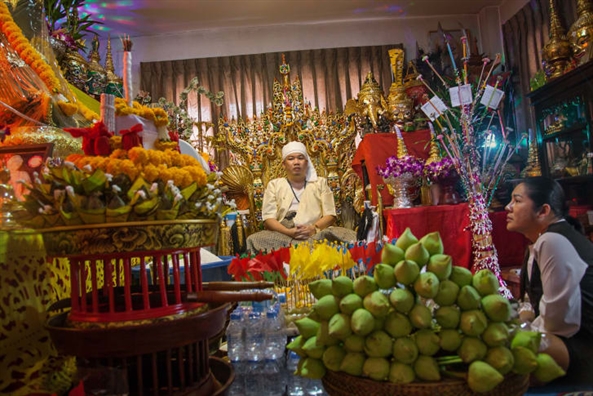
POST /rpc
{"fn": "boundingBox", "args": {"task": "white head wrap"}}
[281,141,318,181]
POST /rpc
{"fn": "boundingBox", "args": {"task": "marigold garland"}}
[115,98,169,128]
[0,3,60,93]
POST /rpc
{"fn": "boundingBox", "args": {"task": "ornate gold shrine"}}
[214,56,359,229]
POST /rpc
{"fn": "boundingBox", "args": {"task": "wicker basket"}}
[321,370,529,396]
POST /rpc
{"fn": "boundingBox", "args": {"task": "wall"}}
[100,1,530,98]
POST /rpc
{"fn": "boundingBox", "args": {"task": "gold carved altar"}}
[214,56,360,230]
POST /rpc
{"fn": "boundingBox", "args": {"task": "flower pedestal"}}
[384,174,418,208]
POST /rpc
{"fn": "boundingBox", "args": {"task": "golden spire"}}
[568,0,593,63]
[542,0,574,80]
[424,138,441,166]
[104,34,122,84]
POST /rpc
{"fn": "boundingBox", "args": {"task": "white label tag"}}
[421,96,448,121]
[449,84,473,107]
[480,85,505,109]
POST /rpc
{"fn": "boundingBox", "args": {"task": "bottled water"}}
[265,309,287,360]
[226,309,244,362]
[244,311,264,361]
[262,359,285,396]
[286,349,306,396]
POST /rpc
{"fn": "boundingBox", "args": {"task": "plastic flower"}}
[377,155,424,179]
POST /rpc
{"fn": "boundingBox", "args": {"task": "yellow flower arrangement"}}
[115,98,169,128]
[16,147,221,228]
[0,3,60,93]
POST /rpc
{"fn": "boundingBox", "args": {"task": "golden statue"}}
[86,35,107,97]
[542,0,575,81]
[387,49,414,131]
[356,72,389,131]
[568,0,593,65]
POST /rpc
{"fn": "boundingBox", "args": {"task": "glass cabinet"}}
[528,61,593,206]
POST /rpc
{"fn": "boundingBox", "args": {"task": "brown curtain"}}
[139,44,402,125]
[502,0,576,136]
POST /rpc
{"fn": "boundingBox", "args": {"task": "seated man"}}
[246,141,356,253]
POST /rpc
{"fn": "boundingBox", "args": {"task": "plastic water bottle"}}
[226,309,244,362]
[244,311,264,361]
[262,359,285,396]
[265,309,287,360]
[286,349,306,396]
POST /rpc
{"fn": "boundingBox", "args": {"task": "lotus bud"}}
[374,263,397,289]
[363,356,391,381]
[512,346,539,374]
[309,279,333,299]
[332,275,354,297]
[456,285,482,310]
[482,322,510,347]
[381,243,405,266]
[472,269,499,296]
[302,336,326,359]
[426,254,452,280]
[392,336,419,364]
[458,336,488,363]
[389,361,416,384]
[481,294,512,322]
[384,311,413,338]
[511,330,542,354]
[350,308,375,336]
[533,353,566,383]
[435,305,461,329]
[467,361,504,393]
[404,242,430,267]
[339,293,363,315]
[394,259,420,285]
[419,231,444,256]
[395,227,418,251]
[312,294,340,321]
[316,320,340,347]
[414,329,441,356]
[413,355,441,381]
[300,357,326,379]
[439,329,463,352]
[389,288,415,314]
[449,266,473,287]
[328,312,352,340]
[364,330,393,358]
[353,275,378,297]
[459,309,488,336]
[485,346,515,375]
[343,334,366,352]
[433,279,460,307]
[409,303,433,329]
[339,352,366,376]
[363,291,391,318]
[287,335,306,357]
[413,271,440,299]
[322,345,347,371]
[295,317,321,339]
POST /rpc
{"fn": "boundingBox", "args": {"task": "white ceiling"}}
[86,0,506,38]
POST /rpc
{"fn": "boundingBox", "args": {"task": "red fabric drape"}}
[351,130,432,207]
[385,203,528,269]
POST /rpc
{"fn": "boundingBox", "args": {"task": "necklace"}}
[287,178,306,203]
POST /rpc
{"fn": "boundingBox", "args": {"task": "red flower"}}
[120,124,144,151]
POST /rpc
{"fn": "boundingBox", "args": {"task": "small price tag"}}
[449,84,473,107]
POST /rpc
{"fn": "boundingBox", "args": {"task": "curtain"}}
[139,44,402,148]
[502,0,576,137]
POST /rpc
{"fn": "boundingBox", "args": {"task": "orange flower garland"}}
[115,98,169,128]
[0,3,60,93]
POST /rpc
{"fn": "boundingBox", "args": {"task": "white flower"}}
[83,164,92,172]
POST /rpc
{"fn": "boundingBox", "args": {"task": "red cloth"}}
[385,203,529,269]
[351,130,432,206]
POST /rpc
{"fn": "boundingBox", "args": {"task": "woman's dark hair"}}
[522,176,584,233]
